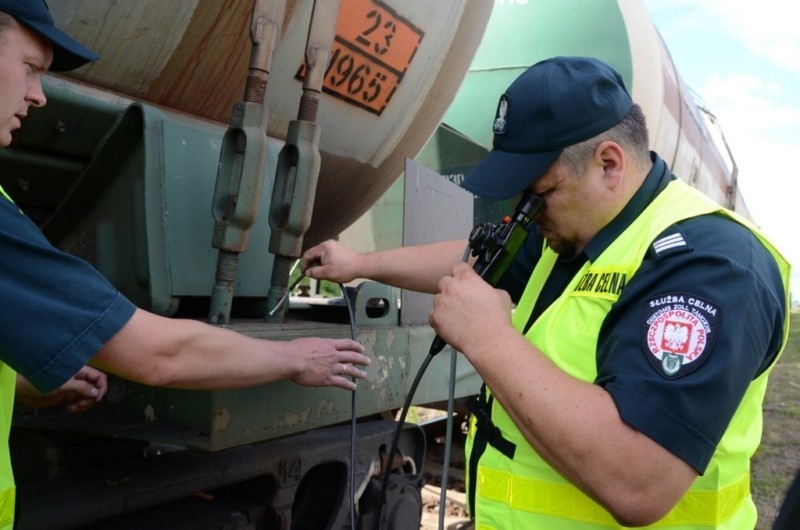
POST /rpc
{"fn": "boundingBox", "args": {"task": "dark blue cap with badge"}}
[462,56,633,201]
[0,0,99,71]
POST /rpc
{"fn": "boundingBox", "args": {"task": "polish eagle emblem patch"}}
[493,95,509,134]
[642,293,721,379]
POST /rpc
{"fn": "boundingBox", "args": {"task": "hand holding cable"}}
[428,190,544,355]
[429,263,515,355]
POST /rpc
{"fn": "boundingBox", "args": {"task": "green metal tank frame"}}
[7,80,482,453]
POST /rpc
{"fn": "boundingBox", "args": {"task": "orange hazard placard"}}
[336,0,423,75]
[297,0,424,115]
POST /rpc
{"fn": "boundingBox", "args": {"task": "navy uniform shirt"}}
[496,153,786,473]
[0,195,136,393]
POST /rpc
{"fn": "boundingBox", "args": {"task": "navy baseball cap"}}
[0,0,99,71]
[462,56,633,201]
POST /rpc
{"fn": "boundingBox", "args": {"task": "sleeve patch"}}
[642,293,721,379]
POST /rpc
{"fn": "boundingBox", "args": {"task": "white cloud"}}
[644,1,799,301]
[700,72,800,135]
[698,73,800,287]
[764,40,800,72]
[666,0,800,73]
[645,0,800,74]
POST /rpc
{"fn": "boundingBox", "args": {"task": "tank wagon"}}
[0,1,745,528]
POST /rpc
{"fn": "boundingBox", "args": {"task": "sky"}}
[641,0,800,304]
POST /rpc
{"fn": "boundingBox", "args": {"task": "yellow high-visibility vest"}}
[0,186,23,530]
[0,185,18,530]
[467,179,791,529]
[0,364,16,530]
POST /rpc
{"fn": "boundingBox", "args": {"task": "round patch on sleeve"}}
[642,293,721,379]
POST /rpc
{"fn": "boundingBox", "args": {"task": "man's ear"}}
[594,140,625,188]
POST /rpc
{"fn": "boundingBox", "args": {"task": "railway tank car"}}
[0,0,750,528]
[343,0,749,261]
[440,0,748,217]
[3,1,494,528]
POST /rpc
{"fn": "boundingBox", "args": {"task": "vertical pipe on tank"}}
[699,107,740,210]
[265,0,341,323]
[208,0,286,325]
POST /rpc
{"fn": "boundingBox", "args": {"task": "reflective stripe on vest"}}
[468,179,791,529]
[478,467,749,528]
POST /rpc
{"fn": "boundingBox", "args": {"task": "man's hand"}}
[430,262,514,354]
[288,337,370,391]
[15,366,108,413]
[301,240,363,283]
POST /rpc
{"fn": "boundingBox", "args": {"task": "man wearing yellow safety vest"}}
[303,56,790,528]
[0,2,371,528]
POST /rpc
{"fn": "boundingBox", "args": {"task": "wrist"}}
[463,323,520,362]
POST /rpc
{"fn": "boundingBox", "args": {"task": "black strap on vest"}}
[464,392,517,459]
[465,385,517,514]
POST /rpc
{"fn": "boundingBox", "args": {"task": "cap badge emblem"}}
[493,95,509,134]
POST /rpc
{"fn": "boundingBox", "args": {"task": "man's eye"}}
[25,62,44,74]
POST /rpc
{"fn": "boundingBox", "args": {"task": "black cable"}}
[373,192,544,529]
[439,349,458,530]
[438,246,471,530]
[339,283,358,530]
[268,274,359,529]
[373,352,434,530]
[372,248,469,530]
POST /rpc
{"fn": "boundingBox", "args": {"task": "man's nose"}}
[28,80,48,108]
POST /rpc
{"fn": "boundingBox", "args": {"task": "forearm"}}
[160,323,303,389]
[92,308,369,391]
[91,313,294,389]
[463,328,695,525]
[361,240,469,293]
[430,266,696,524]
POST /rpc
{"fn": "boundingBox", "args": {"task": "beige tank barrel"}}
[50,0,494,246]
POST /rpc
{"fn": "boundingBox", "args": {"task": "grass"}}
[753,310,800,528]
